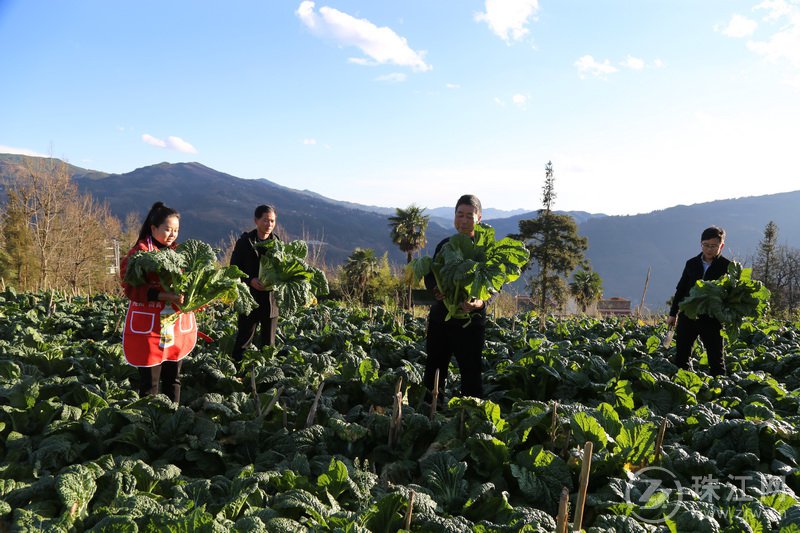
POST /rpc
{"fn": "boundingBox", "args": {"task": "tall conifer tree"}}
[513,162,588,319]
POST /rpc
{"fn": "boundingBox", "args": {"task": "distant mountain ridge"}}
[0,156,448,265]
[85,161,456,265]
[2,154,799,311]
[312,199,549,229]
[486,193,800,309]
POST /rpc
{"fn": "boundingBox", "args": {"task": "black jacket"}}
[669,253,731,317]
[230,229,279,318]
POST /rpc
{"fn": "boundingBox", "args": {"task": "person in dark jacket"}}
[667,226,731,376]
[422,194,488,402]
[229,204,280,362]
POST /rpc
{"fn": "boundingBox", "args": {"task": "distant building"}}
[515,295,534,311]
[597,297,632,317]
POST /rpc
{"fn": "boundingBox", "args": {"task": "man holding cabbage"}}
[667,226,731,376]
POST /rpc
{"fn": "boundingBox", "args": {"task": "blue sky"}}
[1,0,798,216]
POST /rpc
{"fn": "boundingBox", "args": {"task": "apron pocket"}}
[129,311,156,334]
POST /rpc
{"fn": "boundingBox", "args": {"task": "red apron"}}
[122,301,197,367]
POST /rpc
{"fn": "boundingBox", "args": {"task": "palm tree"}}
[388,205,430,263]
[343,248,379,304]
[570,269,603,313]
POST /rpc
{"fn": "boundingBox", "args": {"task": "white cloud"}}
[475,0,540,43]
[717,14,758,38]
[0,145,48,157]
[141,134,198,154]
[296,1,431,71]
[652,58,665,69]
[296,1,318,30]
[575,55,618,79]
[620,55,645,70]
[756,0,794,21]
[302,138,332,149]
[376,72,407,83]
[492,94,528,108]
[446,83,461,89]
[166,136,197,154]
[142,134,166,148]
[748,1,800,68]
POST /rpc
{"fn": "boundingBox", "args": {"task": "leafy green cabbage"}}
[124,239,258,325]
[410,223,529,321]
[257,238,329,315]
[679,262,770,343]
[679,262,770,324]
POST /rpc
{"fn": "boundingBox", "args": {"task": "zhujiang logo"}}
[625,466,683,524]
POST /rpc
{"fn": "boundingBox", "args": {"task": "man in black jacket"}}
[229,205,279,362]
[667,226,731,376]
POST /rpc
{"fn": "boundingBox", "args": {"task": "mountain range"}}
[2,154,799,312]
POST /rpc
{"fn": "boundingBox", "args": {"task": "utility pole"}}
[637,266,651,318]
[109,238,120,275]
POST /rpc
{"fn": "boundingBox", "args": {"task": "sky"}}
[1,0,799,216]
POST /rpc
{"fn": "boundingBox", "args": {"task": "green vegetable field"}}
[1,289,799,532]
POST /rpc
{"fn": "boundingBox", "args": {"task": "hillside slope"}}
[488,193,800,310]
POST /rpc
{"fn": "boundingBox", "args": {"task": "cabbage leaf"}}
[679,262,770,344]
[124,239,258,325]
[679,262,770,327]
[257,238,329,315]
[410,223,529,321]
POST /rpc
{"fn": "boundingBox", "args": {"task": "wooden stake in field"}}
[305,381,326,428]
[403,490,416,530]
[251,363,262,417]
[555,487,570,533]
[264,386,284,417]
[389,377,403,447]
[549,402,560,448]
[573,441,593,532]
[653,417,668,464]
[430,369,440,420]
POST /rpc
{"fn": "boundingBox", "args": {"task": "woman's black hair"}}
[254,204,277,218]
[138,202,180,241]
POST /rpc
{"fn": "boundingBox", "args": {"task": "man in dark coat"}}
[667,226,731,376]
[229,205,279,362]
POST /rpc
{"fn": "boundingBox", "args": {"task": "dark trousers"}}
[423,318,485,401]
[232,310,278,362]
[674,314,726,376]
[139,360,183,403]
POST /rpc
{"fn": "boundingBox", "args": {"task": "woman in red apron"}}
[119,201,197,404]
